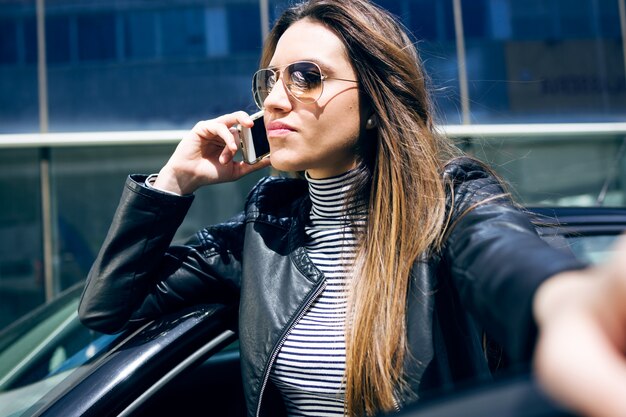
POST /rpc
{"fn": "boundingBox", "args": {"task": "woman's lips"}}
[267,121,296,137]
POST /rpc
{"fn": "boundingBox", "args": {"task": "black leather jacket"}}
[78,157,585,416]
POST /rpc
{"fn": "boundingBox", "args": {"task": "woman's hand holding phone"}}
[153,111,271,195]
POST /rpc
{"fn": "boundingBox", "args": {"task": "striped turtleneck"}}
[269,169,366,417]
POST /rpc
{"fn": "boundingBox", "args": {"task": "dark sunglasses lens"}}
[252,62,324,108]
[252,69,275,109]
[285,62,323,103]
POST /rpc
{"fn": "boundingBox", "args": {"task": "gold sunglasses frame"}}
[252,60,358,109]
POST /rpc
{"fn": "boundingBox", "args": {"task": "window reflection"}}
[161,8,206,58]
[78,13,116,62]
[0,150,44,330]
[463,0,625,123]
[123,11,158,60]
[0,19,18,65]
[46,15,71,64]
[0,0,624,129]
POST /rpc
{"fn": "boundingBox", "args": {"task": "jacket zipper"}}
[255,280,327,417]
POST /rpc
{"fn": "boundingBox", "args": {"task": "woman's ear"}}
[359,92,377,130]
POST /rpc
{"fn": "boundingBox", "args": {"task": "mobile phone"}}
[238,110,269,164]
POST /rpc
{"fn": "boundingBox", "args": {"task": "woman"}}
[78,1,626,416]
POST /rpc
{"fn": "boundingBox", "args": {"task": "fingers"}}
[238,155,272,176]
[167,111,267,188]
[215,110,255,128]
[604,234,626,286]
[195,111,257,160]
[578,234,626,347]
[192,120,238,154]
[534,310,626,417]
[533,256,626,417]
[225,155,270,180]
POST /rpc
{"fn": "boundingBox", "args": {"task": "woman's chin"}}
[266,154,306,173]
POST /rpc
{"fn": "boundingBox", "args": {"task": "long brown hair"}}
[260,1,459,415]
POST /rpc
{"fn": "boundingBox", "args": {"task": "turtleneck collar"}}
[305,169,366,220]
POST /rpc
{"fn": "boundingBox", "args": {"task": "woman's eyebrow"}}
[316,62,335,74]
[305,58,335,73]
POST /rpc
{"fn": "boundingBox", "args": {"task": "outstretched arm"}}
[533,236,626,417]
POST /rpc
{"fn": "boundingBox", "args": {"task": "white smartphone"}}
[238,110,269,164]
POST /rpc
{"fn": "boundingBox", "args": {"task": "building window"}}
[160,8,206,58]
[47,15,72,64]
[123,11,158,60]
[23,17,37,64]
[227,4,261,53]
[0,20,18,65]
[77,13,116,62]
[205,7,228,57]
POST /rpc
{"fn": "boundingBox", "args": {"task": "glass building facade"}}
[1,0,623,132]
[0,0,625,327]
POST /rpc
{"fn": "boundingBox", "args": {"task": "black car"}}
[1,207,624,417]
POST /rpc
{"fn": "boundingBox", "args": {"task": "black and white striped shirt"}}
[269,169,366,417]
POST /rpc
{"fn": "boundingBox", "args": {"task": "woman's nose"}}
[263,77,292,112]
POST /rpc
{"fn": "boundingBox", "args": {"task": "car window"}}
[567,234,619,265]
[0,299,78,389]
[0,289,121,417]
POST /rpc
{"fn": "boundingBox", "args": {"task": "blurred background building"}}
[0,0,625,328]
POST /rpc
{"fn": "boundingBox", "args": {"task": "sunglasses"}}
[252,61,358,109]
